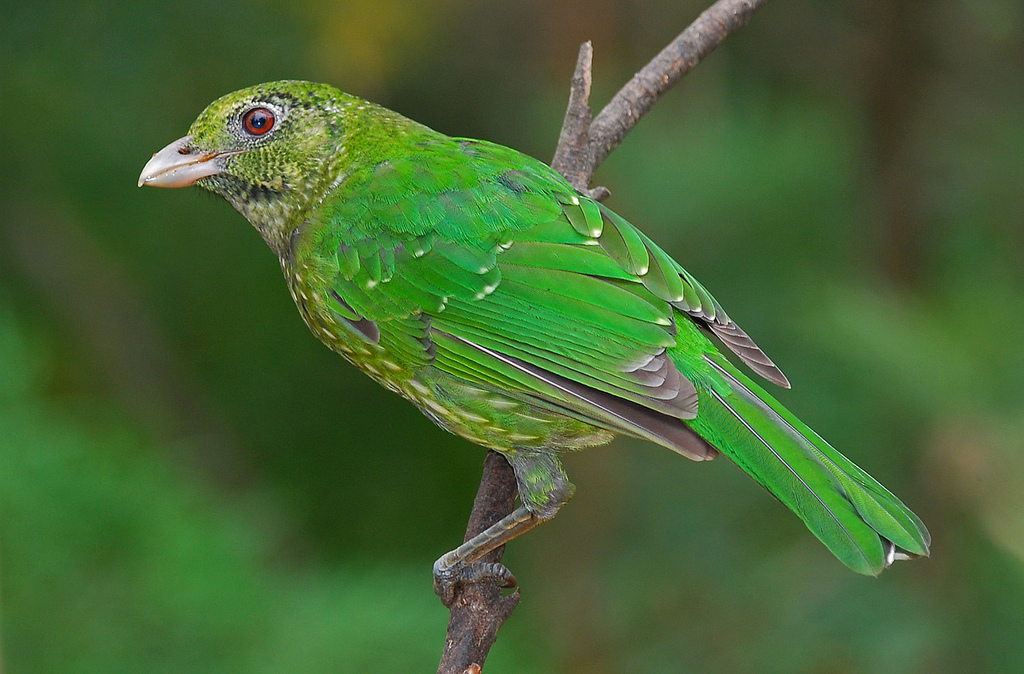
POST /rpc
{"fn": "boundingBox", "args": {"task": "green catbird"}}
[140,81,929,592]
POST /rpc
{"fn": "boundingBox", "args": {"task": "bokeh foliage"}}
[2,0,1024,671]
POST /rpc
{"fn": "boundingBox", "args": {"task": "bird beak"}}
[138,136,242,188]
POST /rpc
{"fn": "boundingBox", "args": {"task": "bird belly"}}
[399,369,616,453]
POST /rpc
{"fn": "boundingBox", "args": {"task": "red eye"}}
[242,107,275,135]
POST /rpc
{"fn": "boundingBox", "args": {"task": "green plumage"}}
[141,80,929,576]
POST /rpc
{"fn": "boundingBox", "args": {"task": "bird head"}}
[139,80,350,250]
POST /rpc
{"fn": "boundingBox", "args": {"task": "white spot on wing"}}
[425,400,451,417]
[508,433,539,442]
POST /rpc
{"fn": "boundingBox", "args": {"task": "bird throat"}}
[200,173,310,257]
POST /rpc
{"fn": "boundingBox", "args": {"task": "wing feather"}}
[306,135,789,448]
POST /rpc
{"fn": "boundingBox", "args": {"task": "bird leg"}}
[432,505,538,604]
[433,450,573,606]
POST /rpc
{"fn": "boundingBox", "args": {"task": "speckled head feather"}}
[179,81,355,249]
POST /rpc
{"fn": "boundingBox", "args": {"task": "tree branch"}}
[437,451,519,674]
[550,42,603,198]
[588,0,772,178]
[439,1,771,670]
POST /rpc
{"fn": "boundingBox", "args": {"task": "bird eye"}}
[242,107,275,136]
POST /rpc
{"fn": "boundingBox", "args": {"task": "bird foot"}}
[433,556,518,608]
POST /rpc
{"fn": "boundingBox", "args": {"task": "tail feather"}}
[693,354,930,575]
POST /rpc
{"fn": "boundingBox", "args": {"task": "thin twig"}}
[550,41,596,194]
[440,1,771,670]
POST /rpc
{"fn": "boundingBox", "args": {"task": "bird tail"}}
[689,353,930,575]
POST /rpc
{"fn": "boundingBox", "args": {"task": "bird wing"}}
[310,137,786,451]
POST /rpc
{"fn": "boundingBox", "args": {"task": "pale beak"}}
[138,136,242,188]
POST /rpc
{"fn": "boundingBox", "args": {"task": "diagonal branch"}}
[439,1,772,671]
[553,0,772,195]
[587,0,772,175]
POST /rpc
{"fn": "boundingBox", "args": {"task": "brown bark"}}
[437,452,520,673]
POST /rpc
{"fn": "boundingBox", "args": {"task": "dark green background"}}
[3,0,1023,671]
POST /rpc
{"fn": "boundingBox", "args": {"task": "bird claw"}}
[433,557,518,608]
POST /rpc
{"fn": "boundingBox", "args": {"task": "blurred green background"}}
[2,0,1023,671]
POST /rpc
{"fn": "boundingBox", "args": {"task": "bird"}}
[139,80,929,594]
